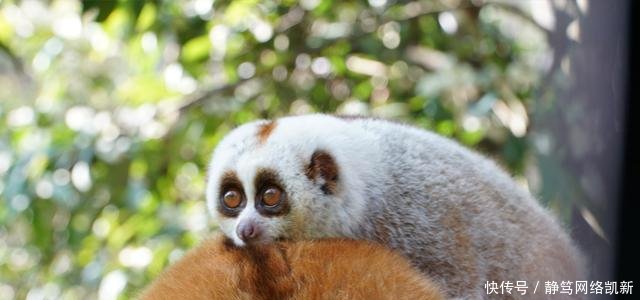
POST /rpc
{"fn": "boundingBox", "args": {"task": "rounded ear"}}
[305,150,339,195]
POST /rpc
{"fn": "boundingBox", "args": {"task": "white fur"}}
[207,115,383,243]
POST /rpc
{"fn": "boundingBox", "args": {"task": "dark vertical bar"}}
[617,0,640,285]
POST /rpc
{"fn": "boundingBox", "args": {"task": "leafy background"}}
[0,0,609,299]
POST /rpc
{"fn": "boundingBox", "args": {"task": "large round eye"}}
[222,190,242,208]
[261,187,282,207]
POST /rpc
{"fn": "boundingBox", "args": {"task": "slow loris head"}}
[205,114,381,246]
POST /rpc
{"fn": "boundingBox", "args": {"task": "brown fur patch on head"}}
[305,150,339,195]
[256,121,277,144]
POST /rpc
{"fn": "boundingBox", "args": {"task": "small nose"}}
[236,220,261,242]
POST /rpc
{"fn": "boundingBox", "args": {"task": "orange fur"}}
[140,235,443,300]
[256,121,277,144]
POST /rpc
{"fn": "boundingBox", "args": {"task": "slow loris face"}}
[215,168,292,245]
[206,115,375,246]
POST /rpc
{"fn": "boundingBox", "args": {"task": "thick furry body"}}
[206,114,584,298]
[140,235,443,300]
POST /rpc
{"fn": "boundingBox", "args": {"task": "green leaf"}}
[181,35,211,63]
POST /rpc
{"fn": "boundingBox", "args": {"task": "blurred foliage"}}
[0,0,571,299]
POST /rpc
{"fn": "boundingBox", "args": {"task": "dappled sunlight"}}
[0,0,614,299]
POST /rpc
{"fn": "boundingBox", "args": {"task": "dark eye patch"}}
[254,168,290,217]
[217,170,246,217]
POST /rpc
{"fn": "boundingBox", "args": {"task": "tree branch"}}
[0,41,26,75]
[177,81,246,114]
